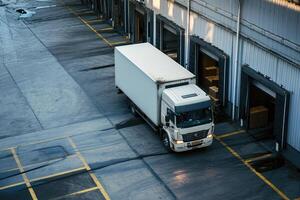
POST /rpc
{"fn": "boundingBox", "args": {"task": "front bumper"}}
[171,136,213,152]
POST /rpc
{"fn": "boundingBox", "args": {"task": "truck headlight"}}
[207,133,213,139]
[175,140,184,144]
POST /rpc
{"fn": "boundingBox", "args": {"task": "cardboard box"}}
[210,95,219,103]
[209,86,219,98]
[249,106,269,129]
[203,66,218,76]
[204,76,219,87]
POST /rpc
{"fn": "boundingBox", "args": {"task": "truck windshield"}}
[176,107,212,128]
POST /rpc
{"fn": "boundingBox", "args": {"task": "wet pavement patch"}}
[32,172,95,199]
[18,139,75,167]
[250,153,285,173]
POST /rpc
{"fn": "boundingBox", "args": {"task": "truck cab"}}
[161,84,214,152]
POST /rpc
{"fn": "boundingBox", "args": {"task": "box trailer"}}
[115,43,214,152]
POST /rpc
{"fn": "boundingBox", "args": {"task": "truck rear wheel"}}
[162,131,172,152]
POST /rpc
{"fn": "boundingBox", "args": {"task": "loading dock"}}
[156,15,185,65]
[95,0,112,21]
[112,0,125,33]
[240,65,290,151]
[129,1,154,44]
[189,36,229,119]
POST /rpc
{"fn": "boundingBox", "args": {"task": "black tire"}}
[161,131,172,152]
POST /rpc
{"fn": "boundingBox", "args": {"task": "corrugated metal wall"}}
[276,60,300,151]
[146,0,187,28]
[190,12,234,102]
[143,0,300,151]
[242,0,300,46]
[181,0,300,64]
[241,40,300,151]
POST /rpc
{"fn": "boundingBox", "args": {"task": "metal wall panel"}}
[247,0,299,64]
[190,13,234,102]
[188,0,300,65]
[241,40,300,151]
[241,40,278,80]
[242,0,300,46]
[276,60,300,151]
[146,0,187,28]
[143,0,300,151]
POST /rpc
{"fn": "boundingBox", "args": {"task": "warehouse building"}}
[85,0,300,167]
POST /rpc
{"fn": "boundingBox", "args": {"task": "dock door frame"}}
[155,14,185,66]
[129,1,154,44]
[239,65,290,150]
[189,36,230,113]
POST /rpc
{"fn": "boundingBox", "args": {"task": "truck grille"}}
[182,130,208,142]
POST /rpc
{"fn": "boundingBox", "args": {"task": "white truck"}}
[115,43,214,152]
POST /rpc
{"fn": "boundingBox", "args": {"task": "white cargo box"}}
[115,43,195,126]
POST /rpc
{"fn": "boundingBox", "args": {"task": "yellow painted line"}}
[87,19,104,23]
[0,136,68,152]
[52,187,98,200]
[217,129,245,139]
[0,147,16,154]
[213,134,290,200]
[294,197,300,200]
[1,154,78,174]
[30,167,86,183]
[11,148,38,200]
[0,181,25,190]
[245,153,273,163]
[97,27,113,31]
[68,137,111,200]
[66,6,113,47]
[110,40,130,46]
[77,10,94,15]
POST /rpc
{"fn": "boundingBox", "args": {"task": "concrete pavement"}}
[0,0,299,199]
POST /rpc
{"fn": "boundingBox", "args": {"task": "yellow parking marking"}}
[30,167,86,182]
[1,155,78,174]
[213,134,290,200]
[11,148,38,200]
[52,187,98,200]
[97,27,114,31]
[73,9,90,13]
[0,181,25,190]
[294,197,300,200]
[68,137,111,200]
[0,136,68,152]
[217,129,245,139]
[77,10,94,15]
[0,167,86,191]
[66,6,113,47]
[245,153,273,163]
[110,40,130,46]
[87,19,104,23]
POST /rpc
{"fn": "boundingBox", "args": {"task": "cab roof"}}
[163,84,211,108]
[115,43,195,83]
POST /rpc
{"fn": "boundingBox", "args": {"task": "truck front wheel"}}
[162,131,172,152]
